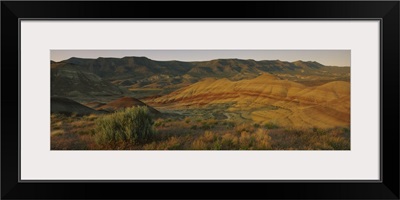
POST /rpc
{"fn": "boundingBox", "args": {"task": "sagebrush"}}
[94,106,155,145]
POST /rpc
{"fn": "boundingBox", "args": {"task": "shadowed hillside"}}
[149,73,350,128]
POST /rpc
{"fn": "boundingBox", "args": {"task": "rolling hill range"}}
[51,97,104,115]
[148,73,350,128]
[92,96,160,114]
[51,57,350,99]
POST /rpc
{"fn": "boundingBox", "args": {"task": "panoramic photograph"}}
[51,50,350,150]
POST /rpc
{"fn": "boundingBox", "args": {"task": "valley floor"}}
[51,112,350,150]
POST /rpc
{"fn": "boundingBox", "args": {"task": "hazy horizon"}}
[51,50,351,67]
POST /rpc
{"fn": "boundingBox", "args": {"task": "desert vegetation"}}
[51,106,350,150]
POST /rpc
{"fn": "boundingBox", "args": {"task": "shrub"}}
[201,122,212,130]
[163,137,181,150]
[253,128,271,149]
[253,123,260,128]
[207,119,218,125]
[94,106,155,145]
[239,131,252,149]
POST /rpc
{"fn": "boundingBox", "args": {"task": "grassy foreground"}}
[51,107,350,150]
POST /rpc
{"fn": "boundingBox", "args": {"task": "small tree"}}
[95,106,155,145]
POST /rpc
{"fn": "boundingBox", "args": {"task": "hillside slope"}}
[150,73,350,128]
[51,63,126,98]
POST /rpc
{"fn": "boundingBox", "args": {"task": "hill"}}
[150,73,350,128]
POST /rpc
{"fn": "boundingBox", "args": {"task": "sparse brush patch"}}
[270,127,350,150]
[94,106,155,145]
[212,138,222,150]
[144,135,189,150]
[203,131,216,143]
[52,113,74,123]
[223,121,236,129]
[253,128,271,150]
[264,122,279,129]
[206,119,218,125]
[221,133,239,150]
[84,114,98,121]
[52,106,349,150]
[51,129,64,136]
[312,127,327,135]
[235,123,255,134]
[191,139,207,150]
[188,129,272,150]
[239,131,252,150]
[143,142,157,150]
[154,119,165,127]
[159,136,182,150]
[184,117,191,124]
[190,125,198,130]
[200,122,213,130]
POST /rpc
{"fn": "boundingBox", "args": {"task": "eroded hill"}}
[149,73,350,128]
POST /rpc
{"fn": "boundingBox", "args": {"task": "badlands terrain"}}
[50,56,350,150]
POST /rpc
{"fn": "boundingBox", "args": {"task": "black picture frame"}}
[2,1,399,199]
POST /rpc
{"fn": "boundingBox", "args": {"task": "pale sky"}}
[51,50,350,67]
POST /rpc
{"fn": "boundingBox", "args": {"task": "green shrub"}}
[94,106,155,145]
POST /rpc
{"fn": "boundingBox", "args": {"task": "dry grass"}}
[268,127,350,150]
[51,114,350,150]
[51,113,98,150]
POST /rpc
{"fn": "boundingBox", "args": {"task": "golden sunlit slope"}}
[97,96,160,114]
[151,73,350,128]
